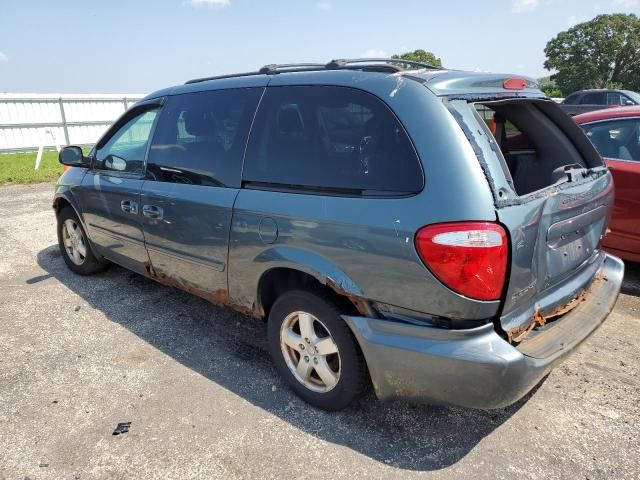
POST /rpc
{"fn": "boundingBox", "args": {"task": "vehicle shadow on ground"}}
[37,244,535,472]
[621,261,640,297]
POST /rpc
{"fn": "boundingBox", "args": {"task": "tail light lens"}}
[503,78,527,90]
[415,222,508,301]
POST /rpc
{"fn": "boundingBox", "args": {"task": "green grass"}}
[0,150,64,185]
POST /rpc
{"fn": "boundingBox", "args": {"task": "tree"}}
[538,76,563,98]
[391,49,442,68]
[544,14,640,95]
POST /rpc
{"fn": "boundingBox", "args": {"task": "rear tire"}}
[57,206,108,275]
[268,289,367,411]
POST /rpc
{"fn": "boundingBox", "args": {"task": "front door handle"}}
[121,200,138,214]
[142,205,164,220]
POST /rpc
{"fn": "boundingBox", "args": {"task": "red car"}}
[575,107,640,263]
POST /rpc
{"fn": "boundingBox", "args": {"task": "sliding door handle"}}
[142,205,164,220]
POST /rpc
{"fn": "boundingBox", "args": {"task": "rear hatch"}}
[446,95,613,340]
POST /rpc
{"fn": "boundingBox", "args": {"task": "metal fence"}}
[0,94,565,154]
[0,94,145,153]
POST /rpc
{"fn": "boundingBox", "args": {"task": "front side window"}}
[607,92,624,106]
[146,88,263,187]
[622,90,640,104]
[243,86,423,194]
[95,109,158,175]
[583,119,640,161]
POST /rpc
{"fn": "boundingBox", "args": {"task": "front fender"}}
[53,167,88,230]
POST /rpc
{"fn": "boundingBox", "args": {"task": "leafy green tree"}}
[391,49,442,68]
[544,14,640,95]
[542,86,564,98]
[538,77,563,97]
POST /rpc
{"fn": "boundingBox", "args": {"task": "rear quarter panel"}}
[228,73,501,320]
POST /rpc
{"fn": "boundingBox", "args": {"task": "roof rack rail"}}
[185,71,262,85]
[327,58,443,70]
[259,63,326,74]
[186,63,327,84]
[185,57,444,84]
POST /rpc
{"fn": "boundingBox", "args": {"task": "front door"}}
[140,86,264,296]
[78,106,160,275]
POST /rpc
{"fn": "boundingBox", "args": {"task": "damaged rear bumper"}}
[343,253,624,409]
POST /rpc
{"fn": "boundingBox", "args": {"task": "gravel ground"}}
[0,183,638,480]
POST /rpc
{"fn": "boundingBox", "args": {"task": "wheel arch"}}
[53,190,91,240]
[253,247,374,320]
[53,195,72,213]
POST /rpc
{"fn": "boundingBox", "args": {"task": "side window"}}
[563,93,580,105]
[583,119,640,161]
[95,109,158,175]
[243,86,423,194]
[582,92,606,105]
[607,92,624,106]
[620,94,634,106]
[146,88,263,187]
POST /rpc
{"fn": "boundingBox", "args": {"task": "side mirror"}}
[625,100,634,106]
[59,146,88,167]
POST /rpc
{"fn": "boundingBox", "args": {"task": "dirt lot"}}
[0,183,638,480]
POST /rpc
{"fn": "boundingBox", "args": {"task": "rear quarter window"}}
[243,85,423,195]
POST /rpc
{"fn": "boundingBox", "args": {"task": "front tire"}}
[57,206,108,275]
[268,289,367,411]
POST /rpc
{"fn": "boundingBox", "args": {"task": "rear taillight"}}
[415,222,508,301]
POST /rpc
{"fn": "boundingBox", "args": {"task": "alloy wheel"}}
[280,311,341,393]
[62,219,87,266]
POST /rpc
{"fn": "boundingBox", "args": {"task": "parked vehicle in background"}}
[560,89,640,116]
[575,107,640,263]
[53,59,623,411]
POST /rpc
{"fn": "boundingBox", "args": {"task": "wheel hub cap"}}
[280,311,341,393]
[62,219,86,266]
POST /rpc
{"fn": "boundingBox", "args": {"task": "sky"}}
[1,0,639,94]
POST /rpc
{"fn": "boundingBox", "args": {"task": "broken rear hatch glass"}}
[448,97,613,341]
